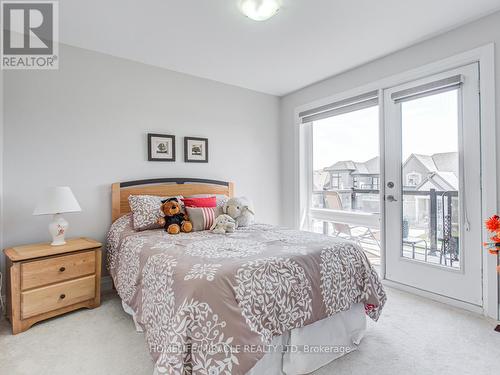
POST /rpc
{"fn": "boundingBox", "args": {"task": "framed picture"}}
[184,137,208,163]
[148,133,176,162]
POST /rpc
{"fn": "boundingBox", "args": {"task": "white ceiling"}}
[60,0,500,96]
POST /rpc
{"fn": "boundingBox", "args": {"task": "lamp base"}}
[49,214,68,246]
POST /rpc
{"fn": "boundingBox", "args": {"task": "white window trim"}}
[294,44,497,320]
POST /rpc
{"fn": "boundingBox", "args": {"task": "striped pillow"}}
[186,206,223,231]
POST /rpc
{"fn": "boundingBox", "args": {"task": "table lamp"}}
[33,186,82,246]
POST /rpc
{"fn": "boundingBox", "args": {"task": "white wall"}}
[2,44,281,275]
[280,10,500,227]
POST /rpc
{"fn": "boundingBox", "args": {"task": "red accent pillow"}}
[182,196,217,208]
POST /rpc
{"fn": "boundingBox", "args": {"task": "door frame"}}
[383,63,483,306]
[295,44,497,319]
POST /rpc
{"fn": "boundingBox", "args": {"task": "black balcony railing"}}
[313,188,459,256]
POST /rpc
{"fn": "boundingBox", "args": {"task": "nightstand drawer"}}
[21,275,96,319]
[21,251,96,290]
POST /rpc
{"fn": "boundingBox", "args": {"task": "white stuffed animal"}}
[210,214,237,234]
[223,197,255,228]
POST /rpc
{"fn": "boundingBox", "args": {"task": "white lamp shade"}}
[33,186,82,216]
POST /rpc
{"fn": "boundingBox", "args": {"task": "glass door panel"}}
[401,90,460,268]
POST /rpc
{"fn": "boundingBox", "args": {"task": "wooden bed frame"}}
[111,178,234,222]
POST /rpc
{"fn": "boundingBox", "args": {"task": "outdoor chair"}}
[323,191,381,249]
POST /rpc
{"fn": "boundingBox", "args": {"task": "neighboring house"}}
[322,156,380,190]
[402,152,458,191]
[317,157,380,212]
[318,152,458,192]
[317,153,459,222]
[401,152,459,225]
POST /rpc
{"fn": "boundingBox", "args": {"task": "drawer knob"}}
[60,294,66,299]
[59,266,66,272]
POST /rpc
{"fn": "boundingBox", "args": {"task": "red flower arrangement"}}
[483,215,500,273]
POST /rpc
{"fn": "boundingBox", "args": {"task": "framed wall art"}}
[148,133,176,162]
[184,137,208,163]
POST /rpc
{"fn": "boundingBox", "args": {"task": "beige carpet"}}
[1,287,499,375]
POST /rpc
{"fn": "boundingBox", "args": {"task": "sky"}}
[402,89,458,160]
[312,90,458,170]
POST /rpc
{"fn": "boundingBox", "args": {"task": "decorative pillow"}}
[186,206,223,231]
[182,196,217,208]
[188,194,229,207]
[128,195,183,231]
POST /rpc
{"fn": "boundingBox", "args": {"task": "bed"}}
[107,178,386,375]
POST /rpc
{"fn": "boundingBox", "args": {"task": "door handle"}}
[386,195,398,202]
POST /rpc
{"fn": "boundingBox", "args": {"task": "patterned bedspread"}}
[107,214,386,375]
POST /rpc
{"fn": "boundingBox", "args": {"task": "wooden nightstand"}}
[3,237,102,334]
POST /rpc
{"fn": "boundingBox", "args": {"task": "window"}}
[353,176,359,188]
[300,91,381,263]
[406,172,421,187]
[310,105,379,214]
[400,90,460,266]
[330,174,341,189]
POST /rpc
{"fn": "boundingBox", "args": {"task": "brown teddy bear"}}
[157,198,193,234]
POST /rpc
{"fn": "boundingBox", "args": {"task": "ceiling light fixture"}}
[239,0,281,21]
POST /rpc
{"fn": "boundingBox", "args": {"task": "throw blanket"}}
[107,215,386,375]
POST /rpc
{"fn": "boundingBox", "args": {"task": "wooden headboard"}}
[111,178,234,222]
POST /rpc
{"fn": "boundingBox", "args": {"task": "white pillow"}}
[128,195,183,231]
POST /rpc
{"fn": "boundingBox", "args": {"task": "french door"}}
[384,63,482,306]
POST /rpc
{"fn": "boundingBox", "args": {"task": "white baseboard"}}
[383,279,485,316]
